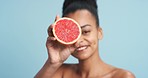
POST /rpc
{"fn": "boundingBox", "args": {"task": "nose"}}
[74,36,84,47]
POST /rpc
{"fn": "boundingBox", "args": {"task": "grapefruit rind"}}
[53,17,81,45]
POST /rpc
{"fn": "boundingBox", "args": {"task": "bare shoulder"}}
[51,63,77,78]
[113,68,135,78]
[57,63,78,73]
[61,63,78,71]
[60,63,78,77]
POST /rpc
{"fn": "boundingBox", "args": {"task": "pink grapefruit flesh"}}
[53,17,81,45]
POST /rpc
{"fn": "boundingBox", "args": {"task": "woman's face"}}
[66,10,103,60]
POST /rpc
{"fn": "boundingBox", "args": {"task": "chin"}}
[72,49,93,61]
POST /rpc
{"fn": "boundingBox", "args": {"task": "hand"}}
[46,15,74,65]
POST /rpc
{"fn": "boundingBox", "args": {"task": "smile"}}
[76,46,88,52]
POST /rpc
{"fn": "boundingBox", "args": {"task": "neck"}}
[77,50,109,77]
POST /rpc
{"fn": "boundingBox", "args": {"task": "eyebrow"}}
[80,24,91,28]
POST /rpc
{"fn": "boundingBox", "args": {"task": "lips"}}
[75,45,88,52]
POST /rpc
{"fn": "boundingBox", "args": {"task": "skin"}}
[34,9,135,78]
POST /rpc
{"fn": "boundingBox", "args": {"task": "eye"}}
[82,30,90,35]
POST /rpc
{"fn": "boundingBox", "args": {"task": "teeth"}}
[77,46,87,51]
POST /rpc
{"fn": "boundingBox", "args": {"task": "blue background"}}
[0,0,147,78]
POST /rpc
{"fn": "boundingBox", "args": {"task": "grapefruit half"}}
[53,17,81,45]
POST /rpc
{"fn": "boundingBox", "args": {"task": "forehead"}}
[66,9,96,27]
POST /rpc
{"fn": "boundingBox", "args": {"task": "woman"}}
[35,0,135,78]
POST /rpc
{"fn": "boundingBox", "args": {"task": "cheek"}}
[86,34,98,50]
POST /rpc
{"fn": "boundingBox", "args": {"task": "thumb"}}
[68,45,75,54]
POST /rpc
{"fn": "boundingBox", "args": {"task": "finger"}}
[55,15,60,22]
[47,36,56,41]
[47,24,54,32]
[67,45,75,53]
[46,37,57,47]
[47,24,54,37]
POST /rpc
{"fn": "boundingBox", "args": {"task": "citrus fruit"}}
[53,17,81,45]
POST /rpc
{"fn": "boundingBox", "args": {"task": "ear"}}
[97,27,103,40]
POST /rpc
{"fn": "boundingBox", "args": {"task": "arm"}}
[34,15,74,78]
[34,60,62,78]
